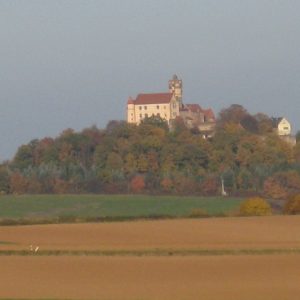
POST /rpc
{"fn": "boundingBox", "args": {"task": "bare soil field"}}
[1,215,300,251]
[1,215,300,300]
[1,255,300,300]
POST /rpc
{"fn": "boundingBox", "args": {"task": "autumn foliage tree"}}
[1,106,299,196]
[130,176,145,193]
[284,194,300,215]
[263,171,300,199]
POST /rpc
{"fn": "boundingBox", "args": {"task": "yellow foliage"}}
[239,197,272,216]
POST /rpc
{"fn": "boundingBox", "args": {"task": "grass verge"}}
[1,248,300,257]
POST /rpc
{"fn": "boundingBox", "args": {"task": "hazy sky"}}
[0,0,299,160]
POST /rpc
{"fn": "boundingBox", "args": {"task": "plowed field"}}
[1,215,300,250]
[1,215,300,300]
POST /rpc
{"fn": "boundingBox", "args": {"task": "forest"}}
[0,104,299,198]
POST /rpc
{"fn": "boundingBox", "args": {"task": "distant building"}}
[271,117,296,145]
[127,93,179,125]
[126,75,216,136]
[180,104,216,138]
[271,117,291,136]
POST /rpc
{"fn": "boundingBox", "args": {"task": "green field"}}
[0,194,242,223]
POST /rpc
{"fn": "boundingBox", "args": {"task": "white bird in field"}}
[34,246,39,253]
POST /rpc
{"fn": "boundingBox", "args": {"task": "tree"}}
[0,165,10,194]
[10,172,28,194]
[140,115,169,131]
[254,113,273,134]
[12,144,34,170]
[160,177,173,193]
[130,176,145,193]
[200,177,219,195]
[296,131,300,143]
[264,171,300,199]
[218,104,248,127]
[239,197,272,216]
[284,194,300,215]
[240,115,259,134]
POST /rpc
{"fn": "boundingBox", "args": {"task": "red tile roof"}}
[203,108,215,121]
[127,97,134,104]
[133,93,173,105]
[185,104,203,113]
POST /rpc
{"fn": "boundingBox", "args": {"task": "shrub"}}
[284,194,300,215]
[239,197,272,216]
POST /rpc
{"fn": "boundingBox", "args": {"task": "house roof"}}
[185,104,203,113]
[127,97,134,104]
[203,108,216,121]
[184,104,216,120]
[133,93,173,105]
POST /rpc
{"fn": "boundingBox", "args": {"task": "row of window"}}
[139,113,168,119]
[139,105,168,110]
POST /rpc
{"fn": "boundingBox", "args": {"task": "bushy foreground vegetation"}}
[0,104,299,197]
[239,197,272,216]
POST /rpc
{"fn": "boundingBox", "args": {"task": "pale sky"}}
[0,0,299,160]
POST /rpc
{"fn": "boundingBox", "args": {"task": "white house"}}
[271,117,291,136]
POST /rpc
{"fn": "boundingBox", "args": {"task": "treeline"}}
[1,104,300,198]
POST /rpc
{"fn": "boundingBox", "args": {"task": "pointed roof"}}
[127,97,134,104]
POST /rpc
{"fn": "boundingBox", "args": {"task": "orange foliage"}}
[10,173,28,194]
[130,176,145,193]
[264,171,300,199]
[200,177,218,195]
[160,178,173,192]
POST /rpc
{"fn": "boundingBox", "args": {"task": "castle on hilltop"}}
[126,75,216,137]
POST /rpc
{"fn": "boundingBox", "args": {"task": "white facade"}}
[277,118,291,136]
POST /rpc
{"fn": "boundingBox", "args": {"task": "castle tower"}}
[168,74,183,108]
[127,97,135,123]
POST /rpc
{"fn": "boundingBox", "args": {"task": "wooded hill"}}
[1,104,300,198]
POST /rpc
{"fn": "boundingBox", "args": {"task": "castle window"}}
[144,106,147,110]
[139,106,142,110]
[139,114,142,118]
[164,106,166,109]
[145,113,148,118]
[157,105,159,109]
